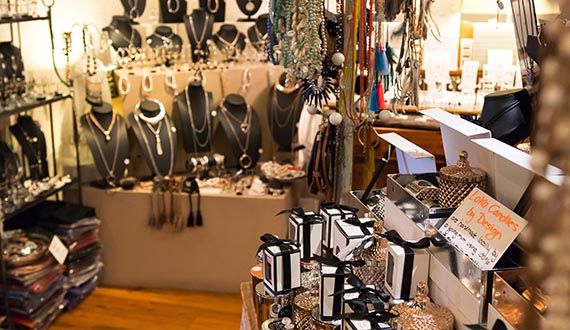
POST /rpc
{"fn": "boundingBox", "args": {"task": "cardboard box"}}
[384,242,430,300]
[262,243,301,295]
[320,265,349,320]
[320,204,357,248]
[288,211,324,259]
[331,218,371,257]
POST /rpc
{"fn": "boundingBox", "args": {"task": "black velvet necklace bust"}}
[159,0,187,23]
[120,0,146,21]
[146,26,183,49]
[247,14,273,54]
[9,116,48,180]
[183,9,215,62]
[103,16,142,50]
[268,72,305,151]
[217,94,262,169]
[199,0,226,22]
[213,24,247,54]
[129,100,177,178]
[81,103,130,188]
[236,0,262,21]
[174,80,214,155]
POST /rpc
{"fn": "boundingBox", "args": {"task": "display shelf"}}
[4,180,75,221]
[0,15,49,25]
[0,94,70,118]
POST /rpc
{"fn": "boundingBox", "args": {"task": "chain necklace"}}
[88,112,117,142]
[187,14,210,50]
[207,0,220,13]
[134,115,175,178]
[145,121,164,156]
[109,24,135,46]
[271,85,303,128]
[150,31,175,47]
[219,102,253,169]
[16,122,43,169]
[215,31,240,48]
[127,0,140,19]
[86,113,121,186]
[184,87,211,150]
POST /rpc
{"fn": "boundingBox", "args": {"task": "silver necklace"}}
[145,121,164,156]
[86,113,121,185]
[188,14,210,50]
[184,88,211,150]
[219,103,253,169]
[135,100,166,125]
[271,85,303,128]
[134,115,175,178]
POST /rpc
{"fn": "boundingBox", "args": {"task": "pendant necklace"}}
[184,87,212,150]
[16,122,43,170]
[145,121,164,156]
[216,31,240,48]
[150,31,175,47]
[219,102,253,169]
[188,14,210,51]
[134,114,175,178]
[127,0,140,19]
[88,112,117,142]
[86,113,121,186]
[245,0,256,12]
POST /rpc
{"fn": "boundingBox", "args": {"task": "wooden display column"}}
[82,186,291,293]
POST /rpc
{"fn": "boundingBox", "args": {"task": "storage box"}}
[342,319,392,330]
[263,242,301,295]
[288,211,324,259]
[321,204,357,248]
[384,242,430,300]
[320,265,350,320]
[331,218,371,257]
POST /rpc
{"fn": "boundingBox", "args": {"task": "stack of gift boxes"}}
[256,203,449,330]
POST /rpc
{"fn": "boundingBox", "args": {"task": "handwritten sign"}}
[437,188,527,270]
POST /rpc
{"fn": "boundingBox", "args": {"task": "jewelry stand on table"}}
[236,0,262,22]
[120,0,146,22]
[199,0,226,22]
[103,15,142,50]
[159,0,188,23]
[216,94,262,170]
[268,72,305,152]
[146,26,183,49]
[80,103,130,189]
[183,9,215,63]
[129,100,177,178]
[174,79,214,155]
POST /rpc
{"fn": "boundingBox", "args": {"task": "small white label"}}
[49,235,68,265]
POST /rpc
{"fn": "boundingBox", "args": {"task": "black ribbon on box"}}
[333,274,391,305]
[321,203,359,216]
[380,230,445,299]
[258,233,299,291]
[340,304,393,330]
[277,208,324,259]
[344,217,375,236]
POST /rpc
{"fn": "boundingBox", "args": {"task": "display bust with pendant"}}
[216,94,262,170]
[9,116,49,181]
[213,24,247,55]
[102,15,143,50]
[183,9,215,62]
[146,26,183,49]
[120,0,146,22]
[129,99,177,178]
[80,102,130,188]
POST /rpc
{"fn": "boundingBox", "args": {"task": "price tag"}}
[48,235,68,265]
[437,188,527,270]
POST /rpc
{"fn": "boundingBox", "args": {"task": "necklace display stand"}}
[268,72,305,151]
[120,0,146,22]
[9,116,48,180]
[159,0,187,23]
[174,80,214,154]
[247,14,270,52]
[0,42,25,79]
[236,0,262,21]
[146,26,183,49]
[103,15,142,50]
[129,100,177,178]
[217,94,262,169]
[0,142,20,184]
[213,24,247,54]
[183,9,215,62]
[199,0,226,22]
[81,103,130,188]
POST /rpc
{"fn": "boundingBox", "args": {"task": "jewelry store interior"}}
[0,0,566,329]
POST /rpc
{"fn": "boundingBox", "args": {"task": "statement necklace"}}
[134,114,175,178]
[188,14,210,51]
[184,88,212,150]
[86,113,121,186]
[216,31,240,48]
[219,102,253,169]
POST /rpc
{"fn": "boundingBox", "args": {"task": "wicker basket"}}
[438,151,487,208]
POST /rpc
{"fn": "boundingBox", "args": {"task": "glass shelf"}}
[0,94,70,118]
[0,15,49,25]
[4,180,75,221]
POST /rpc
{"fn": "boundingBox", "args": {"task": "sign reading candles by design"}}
[437,188,528,270]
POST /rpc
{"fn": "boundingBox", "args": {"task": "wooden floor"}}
[49,287,242,330]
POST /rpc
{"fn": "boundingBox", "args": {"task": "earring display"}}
[159,0,188,23]
[102,15,142,50]
[146,26,183,49]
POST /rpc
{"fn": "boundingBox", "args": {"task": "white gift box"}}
[331,218,371,257]
[384,242,429,300]
[342,319,392,330]
[320,204,357,248]
[342,284,376,315]
[320,265,350,320]
[263,242,301,295]
[288,211,324,259]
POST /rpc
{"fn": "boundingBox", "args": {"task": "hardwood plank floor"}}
[49,287,242,330]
